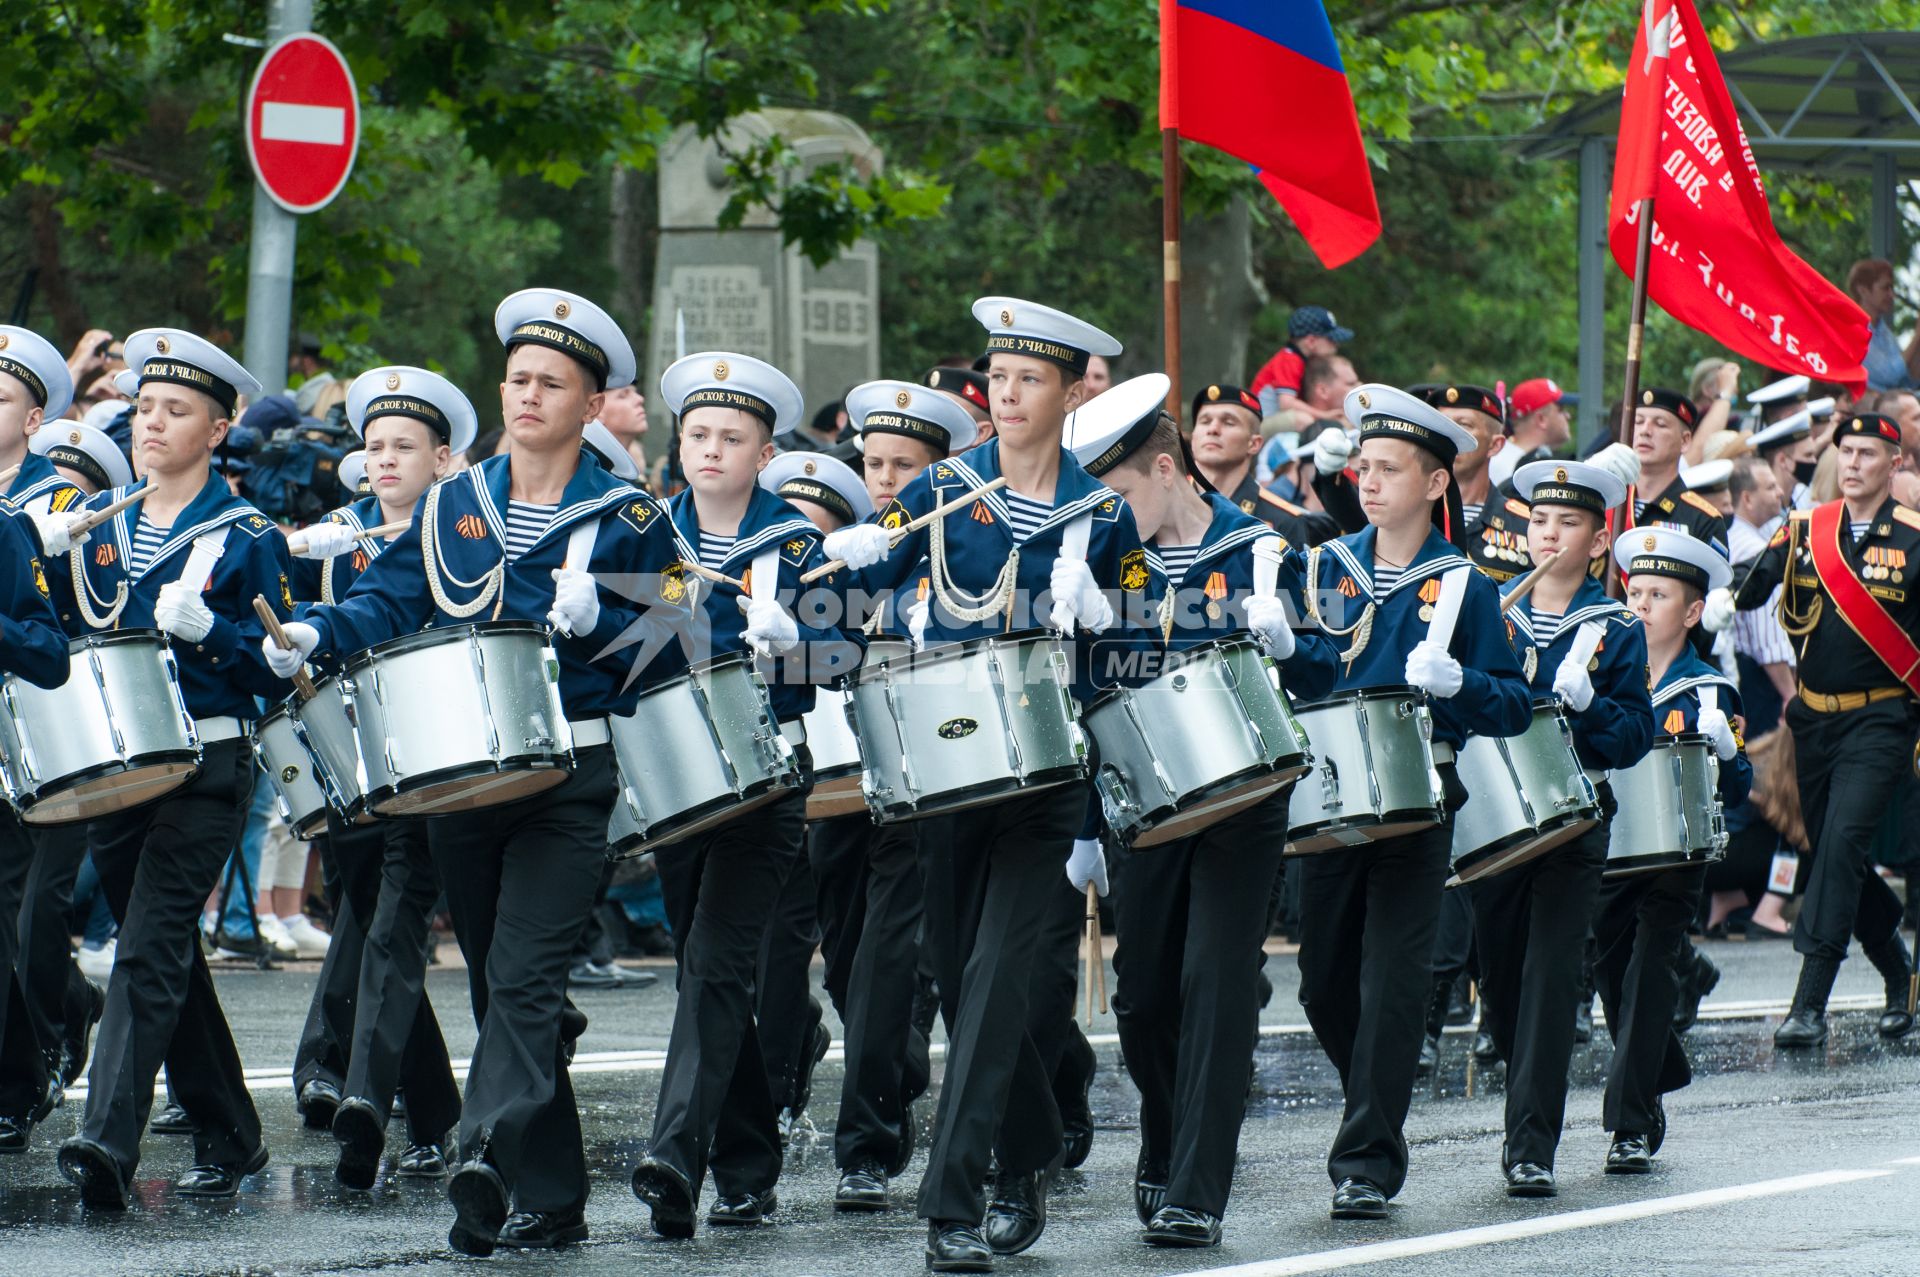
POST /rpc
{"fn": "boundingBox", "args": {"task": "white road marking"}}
[259,102,346,145]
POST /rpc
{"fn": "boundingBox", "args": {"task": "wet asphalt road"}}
[1,935,1915,1276]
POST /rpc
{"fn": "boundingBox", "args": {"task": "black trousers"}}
[81,738,261,1172]
[1431,886,1476,987]
[294,821,364,1099]
[17,822,89,1061]
[811,812,929,1171]
[755,844,822,1116]
[1786,699,1912,961]
[651,790,807,1201]
[1595,863,1703,1137]
[1114,793,1287,1218]
[1466,803,1610,1171]
[915,788,1076,1224]
[429,744,614,1214]
[1295,818,1450,1197]
[0,811,49,1119]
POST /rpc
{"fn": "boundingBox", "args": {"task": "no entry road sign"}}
[245,33,359,214]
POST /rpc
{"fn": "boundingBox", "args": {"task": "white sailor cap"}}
[1807,396,1836,421]
[581,420,640,483]
[123,328,262,416]
[1614,525,1731,593]
[971,296,1122,376]
[0,326,74,420]
[112,368,139,400]
[1064,373,1172,476]
[660,352,804,437]
[494,288,636,390]
[338,449,370,498]
[1345,383,1478,464]
[1683,459,1734,492]
[760,450,873,526]
[31,419,132,492]
[1515,459,1627,515]
[1748,408,1811,453]
[346,366,478,456]
[846,380,980,455]
[1747,374,1809,406]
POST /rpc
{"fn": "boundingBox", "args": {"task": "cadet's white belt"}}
[781,720,807,748]
[1585,767,1610,789]
[570,717,611,749]
[1430,742,1455,766]
[196,716,246,745]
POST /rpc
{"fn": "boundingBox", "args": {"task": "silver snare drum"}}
[1285,686,1444,855]
[1605,733,1726,878]
[1087,638,1309,848]
[0,629,200,825]
[254,700,330,839]
[804,640,908,822]
[850,630,1086,824]
[252,675,372,838]
[1448,699,1599,885]
[348,621,573,817]
[609,653,802,856]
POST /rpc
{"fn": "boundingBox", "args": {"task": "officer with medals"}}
[629,353,864,1239]
[1474,460,1653,1198]
[282,366,471,1189]
[1189,381,1337,545]
[1065,373,1336,1248]
[1294,384,1531,1221]
[49,328,292,1207]
[264,289,690,1253]
[1604,528,1751,1172]
[823,298,1163,1271]
[1612,388,1729,557]
[1715,410,1920,1047]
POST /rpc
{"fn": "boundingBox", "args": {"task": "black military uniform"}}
[1730,411,1920,1046]
[1619,390,1729,560]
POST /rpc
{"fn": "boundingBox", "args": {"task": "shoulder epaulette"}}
[1679,490,1722,518]
[234,512,278,538]
[1257,489,1307,517]
[1893,506,1920,530]
[1505,497,1530,517]
[1789,507,1813,522]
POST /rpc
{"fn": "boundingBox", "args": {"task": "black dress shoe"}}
[1471,1030,1500,1063]
[630,1155,696,1239]
[497,1207,588,1249]
[708,1188,777,1226]
[1674,951,1720,1033]
[1056,1029,1096,1170]
[1572,999,1593,1045]
[1331,1177,1387,1219]
[1649,1096,1667,1156]
[175,1143,269,1198]
[332,1097,385,1191]
[1446,975,1475,1026]
[982,1168,1046,1255]
[57,1136,131,1210]
[1774,1007,1828,1049]
[835,1161,890,1212]
[0,1115,32,1155]
[1880,1005,1915,1039]
[1505,1162,1556,1197]
[1144,1204,1222,1248]
[1606,1133,1653,1174]
[149,1100,197,1135]
[926,1220,994,1273]
[1134,1146,1169,1226]
[61,979,107,1088]
[397,1142,448,1178]
[887,1100,917,1178]
[447,1160,509,1257]
[299,1078,342,1130]
[791,1017,832,1123]
[1416,1031,1439,1077]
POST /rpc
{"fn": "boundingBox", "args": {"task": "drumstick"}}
[69,487,151,536]
[1498,550,1564,614]
[1909,971,1918,1019]
[285,520,411,556]
[252,595,318,701]
[1091,883,1109,1015]
[800,476,1012,584]
[683,559,748,592]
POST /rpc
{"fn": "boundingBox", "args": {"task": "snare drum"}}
[1087,638,1310,848]
[1285,686,1444,854]
[850,630,1086,823]
[1605,734,1726,878]
[1447,699,1599,884]
[0,629,200,825]
[254,701,330,838]
[804,640,909,821]
[609,653,803,856]
[252,675,373,837]
[347,621,573,817]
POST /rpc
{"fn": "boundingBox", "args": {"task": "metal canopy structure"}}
[1516,32,1920,442]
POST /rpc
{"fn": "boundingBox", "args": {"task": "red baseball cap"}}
[1509,377,1575,419]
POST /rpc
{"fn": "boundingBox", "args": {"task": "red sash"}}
[1808,501,1920,696]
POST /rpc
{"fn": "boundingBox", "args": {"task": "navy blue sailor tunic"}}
[1501,574,1655,773]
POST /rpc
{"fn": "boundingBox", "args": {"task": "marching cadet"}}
[823,298,1162,1271]
[1065,373,1335,1248]
[282,367,469,1190]
[812,380,977,1214]
[264,289,690,1254]
[1188,381,1337,545]
[0,325,85,517]
[1604,527,1751,1173]
[629,353,864,1239]
[1714,410,1920,1048]
[1611,388,1729,557]
[31,419,133,497]
[45,328,290,1207]
[1474,460,1652,1198]
[1295,384,1531,1221]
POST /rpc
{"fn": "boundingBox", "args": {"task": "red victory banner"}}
[1609,0,1869,387]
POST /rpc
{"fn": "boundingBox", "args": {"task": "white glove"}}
[30,510,91,557]
[547,567,601,638]
[290,521,358,560]
[1590,442,1641,489]
[1065,837,1109,898]
[1698,705,1738,760]
[1700,587,1736,633]
[1049,556,1115,635]
[1313,428,1355,475]
[1244,594,1296,660]
[1552,655,1595,712]
[263,621,319,679]
[824,523,894,571]
[153,581,215,644]
[1404,640,1464,699]
[741,595,800,656]
[906,596,931,651]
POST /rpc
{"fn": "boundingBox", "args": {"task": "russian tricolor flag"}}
[1161,0,1381,269]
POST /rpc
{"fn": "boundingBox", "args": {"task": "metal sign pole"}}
[241,0,313,399]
